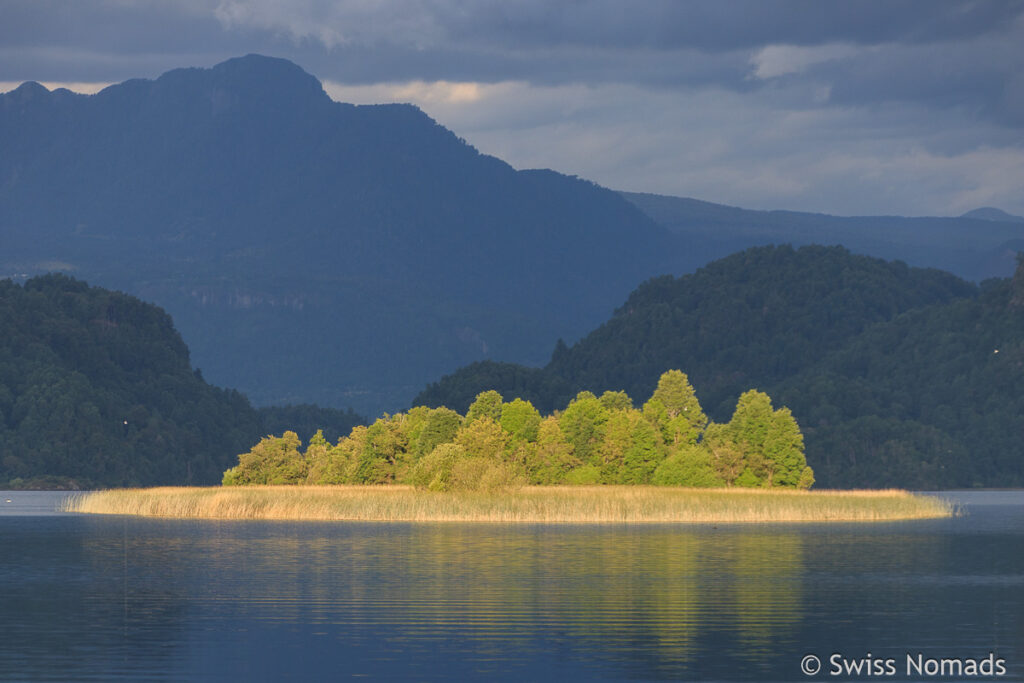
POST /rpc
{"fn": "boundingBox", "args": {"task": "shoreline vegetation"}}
[64,486,953,523]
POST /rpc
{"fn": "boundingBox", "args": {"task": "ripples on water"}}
[0,491,1021,681]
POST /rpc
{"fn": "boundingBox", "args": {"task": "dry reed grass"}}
[64,485,953,523]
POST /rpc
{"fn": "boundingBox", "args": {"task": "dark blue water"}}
[0,491,1021,681]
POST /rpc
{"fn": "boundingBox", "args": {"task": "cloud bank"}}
[2,0,1022,215]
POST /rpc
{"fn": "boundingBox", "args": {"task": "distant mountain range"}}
[620,192,1024,283]
[2,54,1021,417]
[960,207,1024,223]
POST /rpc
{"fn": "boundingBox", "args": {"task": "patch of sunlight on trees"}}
[222,370,815,492]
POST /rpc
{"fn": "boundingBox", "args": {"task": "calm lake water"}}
[0,491,1021,681]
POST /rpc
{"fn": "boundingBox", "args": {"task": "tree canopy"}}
[225,370,813,492]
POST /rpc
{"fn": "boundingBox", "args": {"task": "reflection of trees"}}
[50,516,813,679]
[32,510,1020,680]
[187,523,806,677]
[721,534,804,662]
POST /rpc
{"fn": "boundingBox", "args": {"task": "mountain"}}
[621,191,1024,283]
[414,246,1024,488]
[960,207,1024,223]
[5,54,1019,421]
[0,275,363,488]
[0,55,676,417]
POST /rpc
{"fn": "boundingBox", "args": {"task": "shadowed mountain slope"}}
[1,55,675,416]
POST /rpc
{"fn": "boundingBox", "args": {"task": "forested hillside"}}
[0,275,362,488]
[415,246,1024,488]
[773,268,1024,488]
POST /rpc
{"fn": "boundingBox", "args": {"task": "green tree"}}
[410,406,463,458]
[465,390,504,425]
[642,397,670,440]
[596,409,640,483]
[620,418,665,484]
[599,390,633,412]
[306,437,354,485]
[721,390,812,488]
[558,391,609,466]
[223,431,306,485]
[408,443,467,491]
[500,398,542,443]
[763,406,809,487]
[797,466,815,490]
[703,423,746,486]
[454,416,510,461]
[652,445,725,487]
[301,429,331,484]
[651,370,708,445]
[526,416,579,484]
[408,442,524,492]
[350,417,407,484]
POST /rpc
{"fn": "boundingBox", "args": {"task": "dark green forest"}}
[416,245,1024,489]
[0,275,363,489]
[225,370,813,491]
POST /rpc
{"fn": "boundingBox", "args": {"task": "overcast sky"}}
[3,0,1022,216]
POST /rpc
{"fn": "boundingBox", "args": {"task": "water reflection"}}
[1,492,1022,681]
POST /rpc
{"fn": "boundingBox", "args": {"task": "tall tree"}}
[500,398,542,443]
[721,390,812,487]
[558,391,609,466]
[465,390,504,425]
[620,418,665,484]
[528,416,578,484]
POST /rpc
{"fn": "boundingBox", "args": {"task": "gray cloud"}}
[1,0,1022,216]
[210,0,1022,52]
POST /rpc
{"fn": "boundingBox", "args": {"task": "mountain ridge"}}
[1,55,674,416]
[620,191,1024,282]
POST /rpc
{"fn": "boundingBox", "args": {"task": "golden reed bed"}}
[64,485,953,523]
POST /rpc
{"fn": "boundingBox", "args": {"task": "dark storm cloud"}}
[3,1,1018,78]
[431,0,1021,51]
[2,1,1022,108]
[805,36,1024,128]
[0,1,254,81]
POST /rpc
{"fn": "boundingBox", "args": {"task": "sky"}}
[2,0,1023,217]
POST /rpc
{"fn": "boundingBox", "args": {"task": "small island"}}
[69,371,952,522]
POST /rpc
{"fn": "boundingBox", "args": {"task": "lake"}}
[1,490,1021,681]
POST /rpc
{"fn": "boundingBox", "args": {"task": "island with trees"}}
[70,371,950,523]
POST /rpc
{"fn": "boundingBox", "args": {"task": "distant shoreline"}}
[65,486,953,523]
